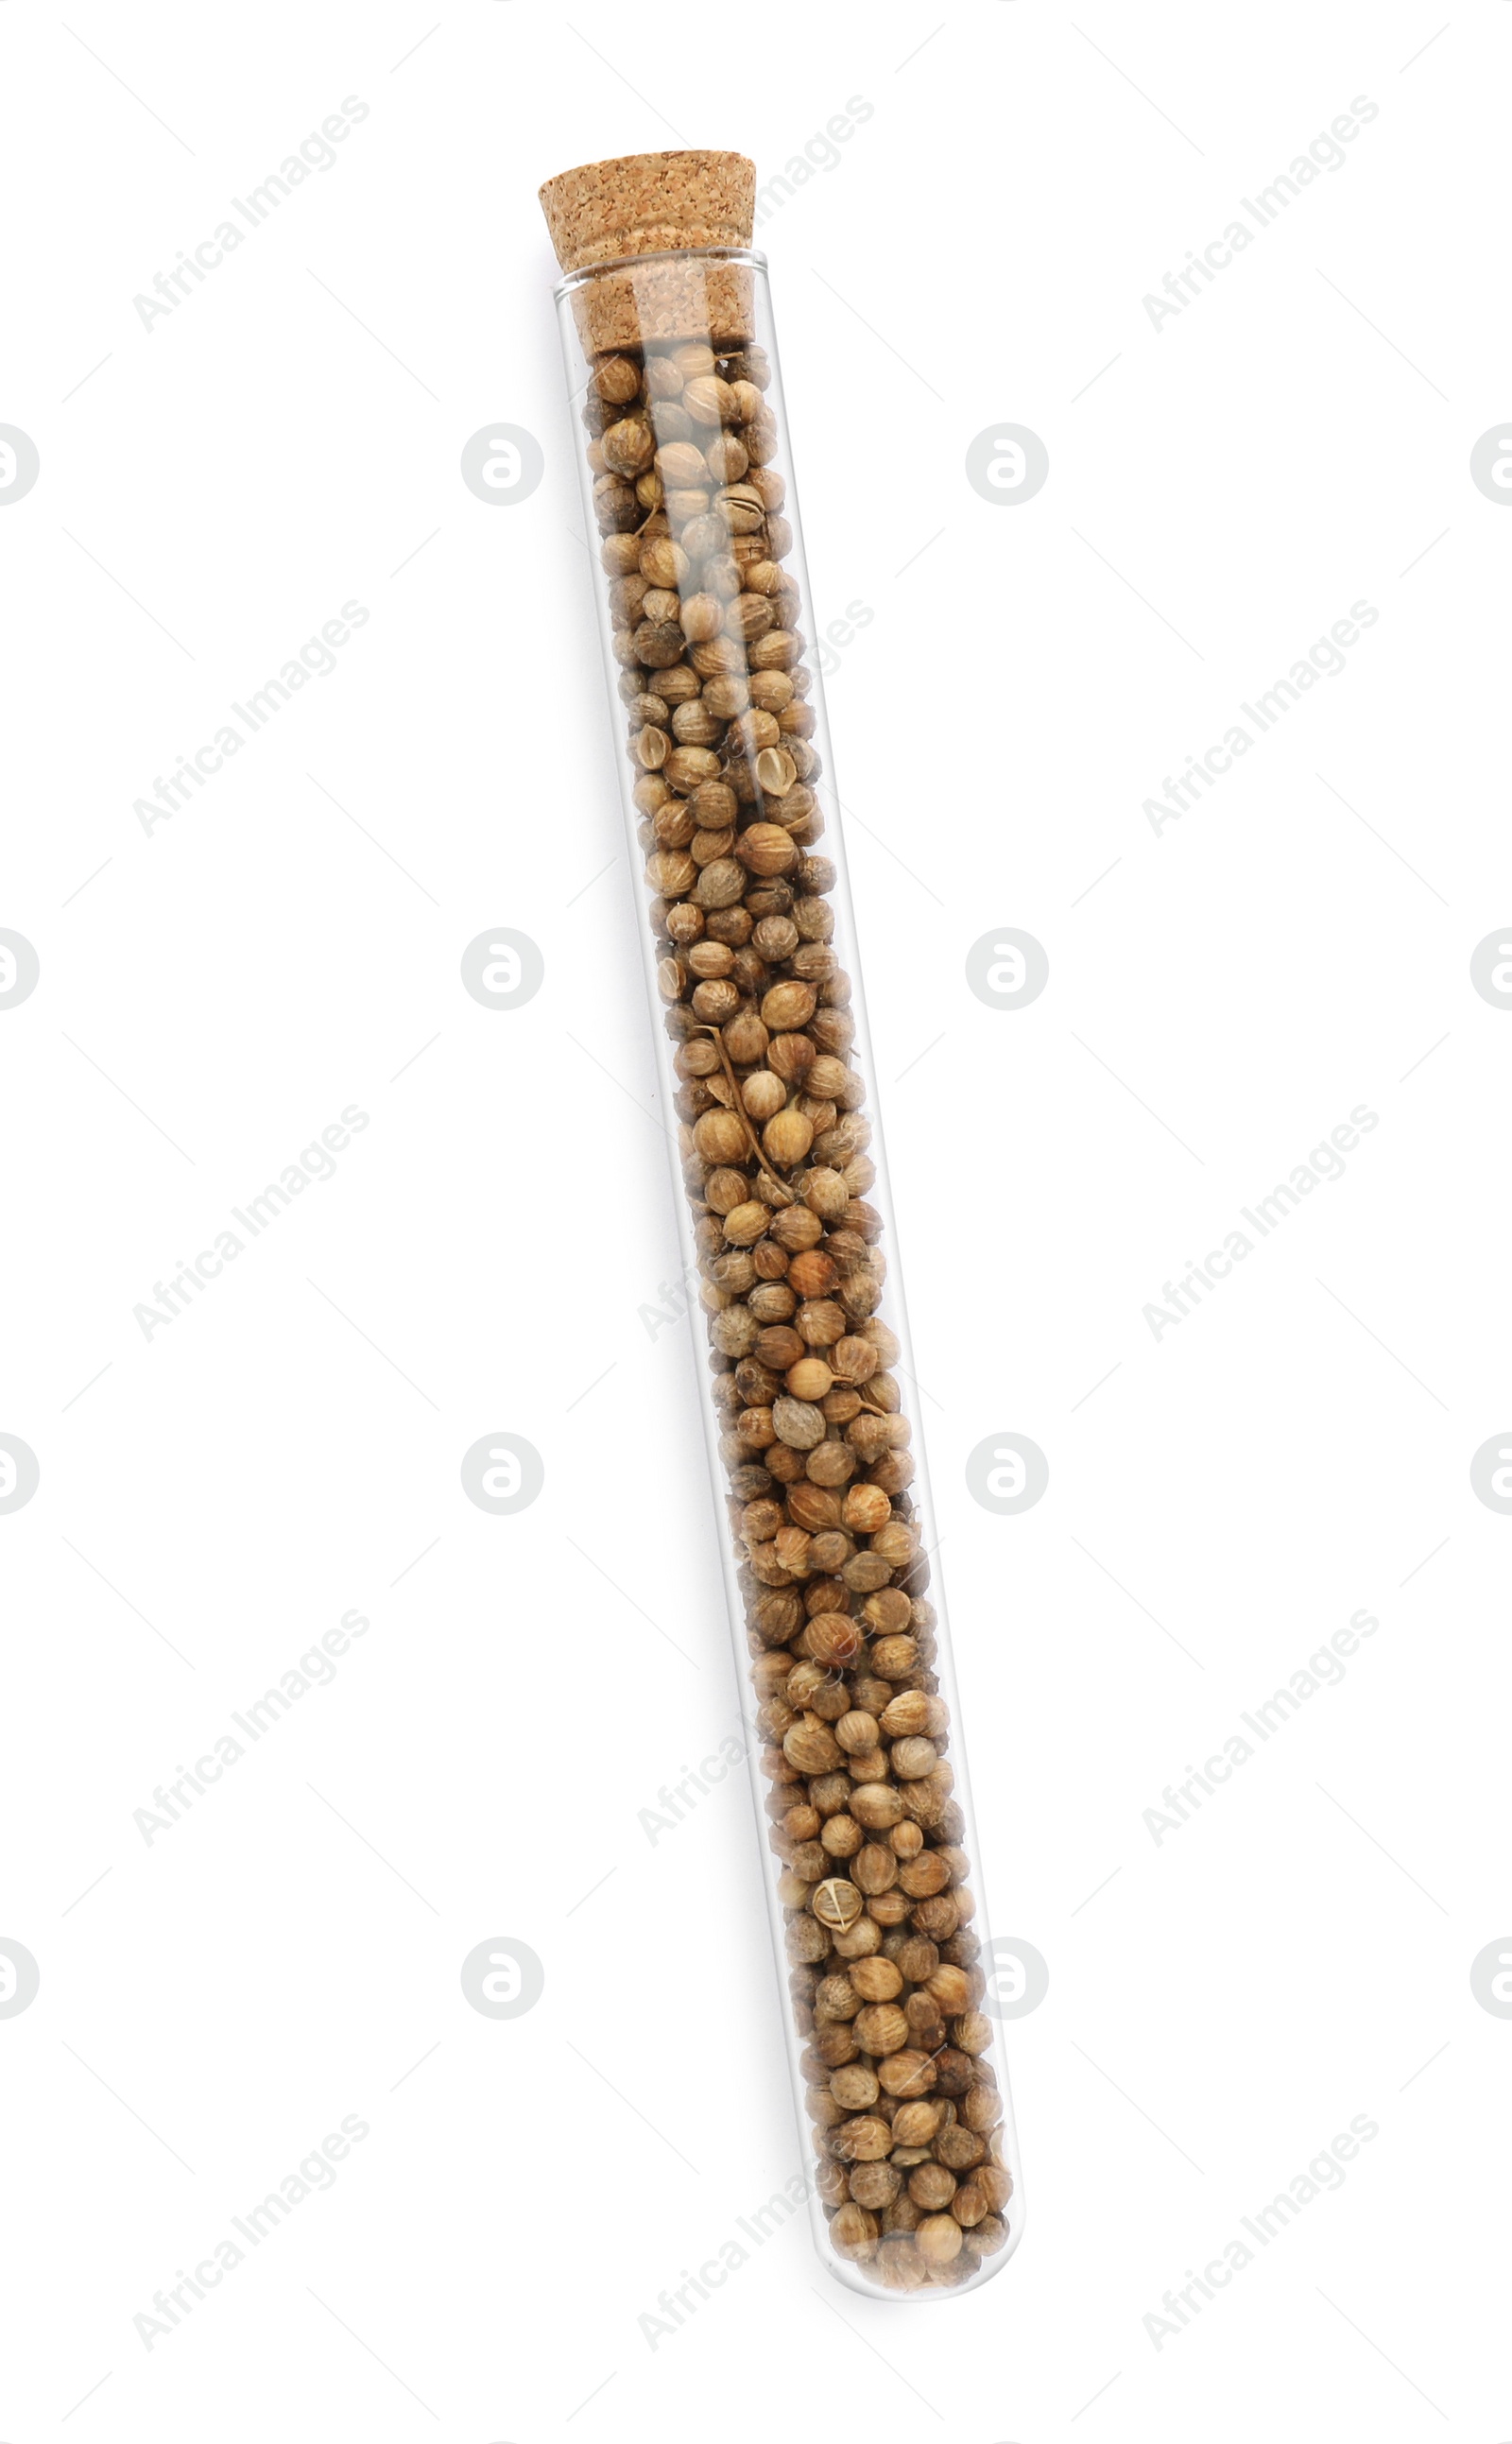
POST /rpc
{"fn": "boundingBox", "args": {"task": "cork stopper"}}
[540,149,758,357]
[540,150,754,272]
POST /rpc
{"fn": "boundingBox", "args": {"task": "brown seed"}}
[891,1738,939,1782]
[870,1636,918,1679]
[787,1917,829,1964]
[715,481,766,533]
[721,377,759,423]
[634,620,687,671]
[976,2165,1013,2212]
[693,1109,749,1166]
[844,1745,887,1782]
[783,1718,843,1775]
[891,1941,936,1989]
[927,1966,973,2015]
[722,1007,769,1064]
[750,628,800,670]
[815,1968,859,2013]
[911,1897,961,1944]
[642,354,682,401]
[672,699,724,748]
[655,440,709,489]
[830,1915,882,1962]
[723,593,775,646]
[963,2086,1002,2135]
[682,373,737,425]
[830,2203,879,2256]
[891,2101,946,2148]
[704,1167,749,1215]
[662,746,719,795]
[806,1613,862,1668]
[755,746,799,796]
[963,2214,1008,2261]
[898,1852,952,1900]
[813,2017,857,2065]
[594,354,642,404]
[692,858,747,910]
[916,2212,964,2266]
[639,535,690,589]
[805,1441,857,1489]
[645,849,696,897]
[730,707,781,752]
[707,432,750,484]
[772,1395,826,1450]
[812,1877,864,1931]
[778,1257,832,1308]
[872,1521,919,1567]
[602,417,656,475]
[739,1069,785,1124]
[849,1953,903,2002]
[852,2003,909,2057]
[953,2012,994,2057]
[690,635,748,677]
[772,1204,824,1256]
[879,1689,932,1737]
[876,2049,938,2097]
[760,978,818,1031]
[735,820,798,877]
[832,2114,892,2164]
[767,1033,816,1087]
[841,1483,891,1534]
[785,1481,842,1532]
[690,829,736,871]
[797,1299,848,1349]
[848,2159,901,2210]
[852,1841,898,1895]
[907,2161,957,2212]
[764,1108,814,1167]
[679,593,724,643]
[850,1781,905,1831]
[934,2122,986,2172]
[722,1201,771,1247]
[785,1356,833,1402]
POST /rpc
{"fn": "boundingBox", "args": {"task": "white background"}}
[2,2,1508,2435]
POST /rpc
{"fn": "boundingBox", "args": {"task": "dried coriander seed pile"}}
[582,334,1010,2294]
